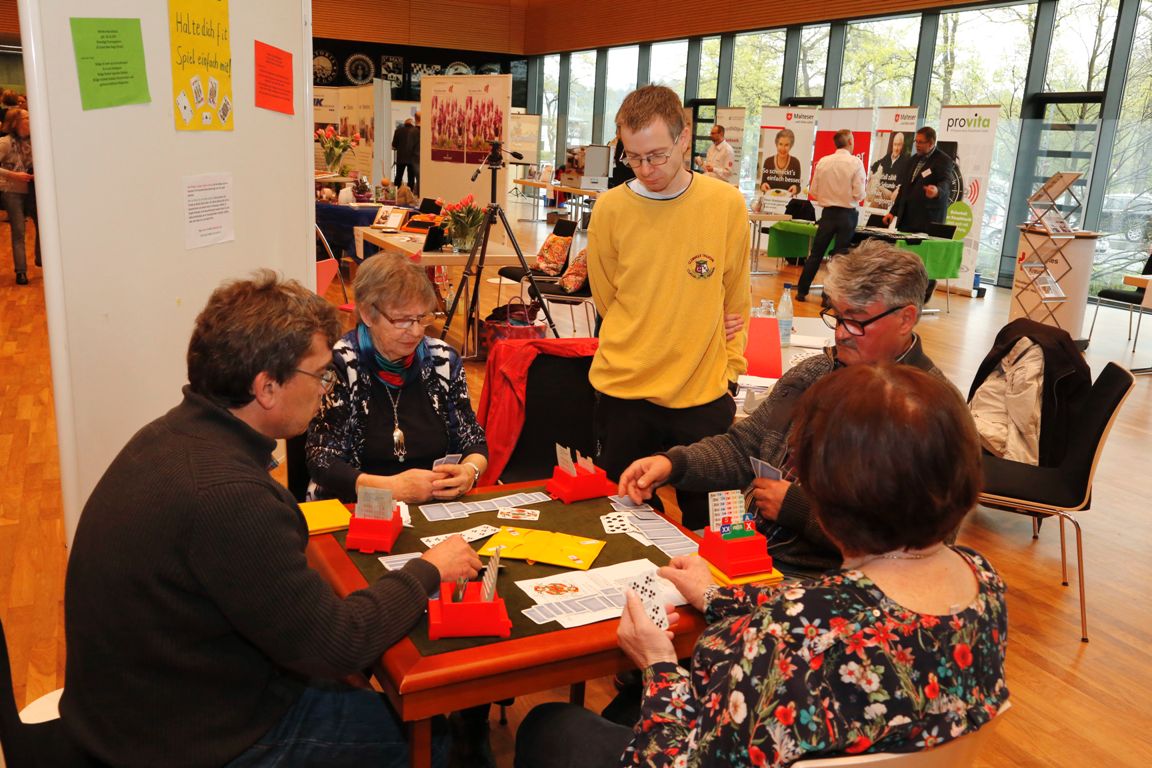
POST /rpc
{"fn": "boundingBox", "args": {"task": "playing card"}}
[750,457,782,481]
[608,494,640,508]
[523,605,553,625]
[201,111,213,125]
[357,487,393,521]
[555,443,576,476]
[420,533,453,548]
[600,513,633,534]
[190,75,205,107]
[626,571,669,630]
[176,91,193,123]
[460,524,500,542]
[498,507,541,521]
[218,95,232,125]
[575,451,595,472]
[433,453,462,468]
[207,76,219,107]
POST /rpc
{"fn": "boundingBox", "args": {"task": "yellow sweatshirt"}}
[587,174,751,408]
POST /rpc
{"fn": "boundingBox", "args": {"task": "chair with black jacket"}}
[975,356,1134,642]
[495,218,579,306]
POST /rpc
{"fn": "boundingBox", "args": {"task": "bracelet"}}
[461,461,482,488]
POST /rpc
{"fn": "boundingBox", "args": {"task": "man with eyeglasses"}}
[883,125,953,235]
[587,84,751,531]
[618,240,950,574]
[63,271,480,767]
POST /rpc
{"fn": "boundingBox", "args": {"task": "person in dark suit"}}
[884,126,953,233]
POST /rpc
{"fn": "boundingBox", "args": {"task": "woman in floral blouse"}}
[516,364,1008,767]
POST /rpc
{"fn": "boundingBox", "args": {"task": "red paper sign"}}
[254,40,293,115]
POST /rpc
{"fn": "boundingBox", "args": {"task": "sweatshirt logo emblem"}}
[688,254,716,279]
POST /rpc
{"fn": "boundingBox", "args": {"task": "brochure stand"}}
[698,528,775,579]
[546,464,617,504]
[344,509,404,554]
[1010,171,1097,339]
[427,581,513,639]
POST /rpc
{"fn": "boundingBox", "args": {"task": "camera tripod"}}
[440,142,559,357]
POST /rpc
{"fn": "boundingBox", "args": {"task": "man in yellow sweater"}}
[587,85,750,529]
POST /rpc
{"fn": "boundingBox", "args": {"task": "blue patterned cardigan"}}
[305,330,488,500]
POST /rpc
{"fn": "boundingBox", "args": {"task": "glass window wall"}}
[839,16,920,107]
[603,46,638,140]
[567,50,597,154]
[796,25,830,98]
[540,54,560,164]
[732,30,786,193]
[650,40,688,96]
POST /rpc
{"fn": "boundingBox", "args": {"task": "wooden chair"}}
[978,362,1135,641]
[315,225,353,310]
[797,702,1011,766]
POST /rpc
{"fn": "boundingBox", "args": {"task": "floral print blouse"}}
[623,546,1008,767]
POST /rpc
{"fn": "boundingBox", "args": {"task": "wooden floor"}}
[2,202,1151,766]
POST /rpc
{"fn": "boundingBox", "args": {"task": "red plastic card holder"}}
[344,511,403,554]
[427,581,512,639]
[698,527,774,578]
[545,464,617,504]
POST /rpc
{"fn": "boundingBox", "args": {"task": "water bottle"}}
[778,285,794,346]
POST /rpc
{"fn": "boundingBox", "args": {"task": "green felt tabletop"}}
[334,487,683,657]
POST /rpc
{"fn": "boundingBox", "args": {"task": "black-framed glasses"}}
[296,367,337,393]
[820,305,908,337]
[621,147,677,168]
[377,306,434,330]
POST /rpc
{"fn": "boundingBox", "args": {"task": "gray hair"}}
[824,239,928,318]
[353,252,436,321]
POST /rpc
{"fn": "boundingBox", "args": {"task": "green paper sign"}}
[70,18,151,111]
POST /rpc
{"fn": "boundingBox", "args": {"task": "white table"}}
[748,212,792,275]
[1123,274,1152,374]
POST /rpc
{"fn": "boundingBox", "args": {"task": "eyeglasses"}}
[295,367,338,393]
[820,305,908,337]
[377,307,435,330]
[621,147,677,168]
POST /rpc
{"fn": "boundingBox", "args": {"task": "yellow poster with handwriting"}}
[168,0,233,131]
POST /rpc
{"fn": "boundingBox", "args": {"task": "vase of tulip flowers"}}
[439,194,486,252]
[315,125,360,175]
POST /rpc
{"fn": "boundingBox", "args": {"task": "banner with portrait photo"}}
[939,104,1000,294]
[864,108,919,213]
[758,107,818,211]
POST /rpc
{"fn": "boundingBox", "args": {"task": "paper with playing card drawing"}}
[357,486,394,520]
[515,559,686,628]
[555,443,577,476]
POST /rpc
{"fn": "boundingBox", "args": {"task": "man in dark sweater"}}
[619,240,950,575]
[61,272,481,768]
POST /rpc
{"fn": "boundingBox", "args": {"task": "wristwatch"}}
[462,461,482,488]
[727,380,739,397]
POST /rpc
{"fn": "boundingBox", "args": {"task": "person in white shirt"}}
[798,129,866,302]
[702,124,735,183]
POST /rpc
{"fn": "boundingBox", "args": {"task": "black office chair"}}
[498,353,597,482]
[1088,252,1152,342]
[977,362,1135,642]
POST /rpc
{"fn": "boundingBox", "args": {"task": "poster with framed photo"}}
[380,56,403,90]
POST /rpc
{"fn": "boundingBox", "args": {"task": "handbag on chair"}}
[478,297,546,360]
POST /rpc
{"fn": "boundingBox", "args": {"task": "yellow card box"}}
[477,527,606,570]
[300,499,352,535]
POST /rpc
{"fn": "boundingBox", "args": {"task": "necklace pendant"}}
[393,426,407,462]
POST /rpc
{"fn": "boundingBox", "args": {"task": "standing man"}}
[884,125,953,233]
[392,115,420,193]
[587,85,750,530]
[701,123,735,183]
[797,129,866,302]
[62,272,480,767]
